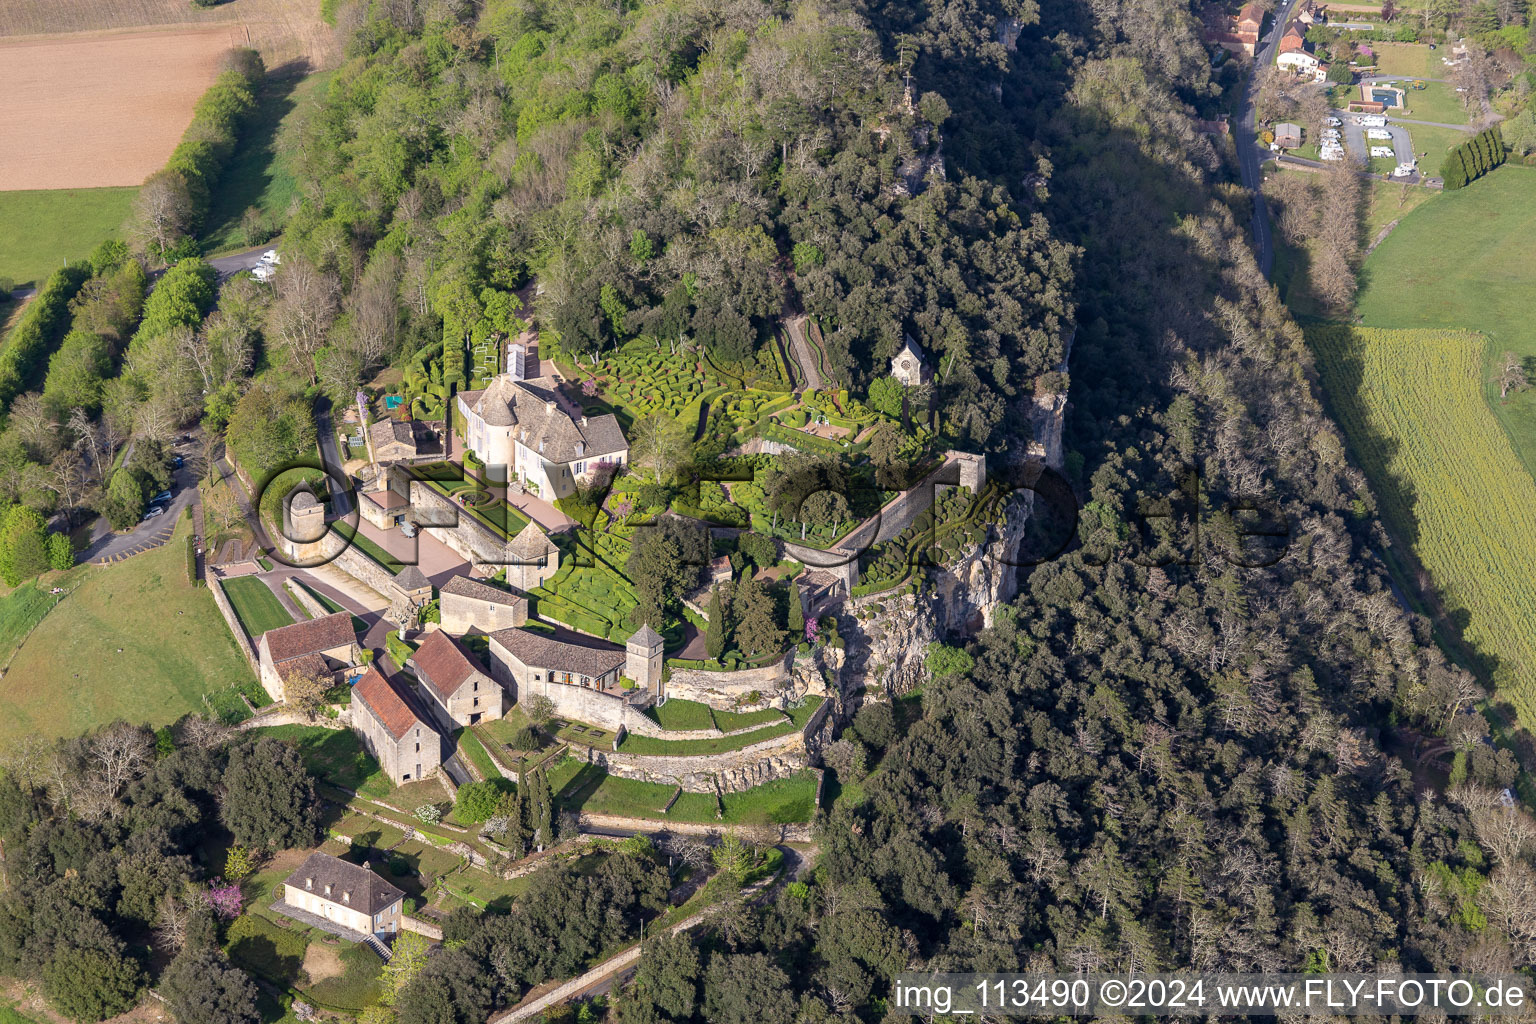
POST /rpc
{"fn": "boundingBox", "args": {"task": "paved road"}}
[315,403,354,518]
[83,436,202,564]
[1237,0,1301,279]
[1338,114,1415,168]
[4,245,272,306]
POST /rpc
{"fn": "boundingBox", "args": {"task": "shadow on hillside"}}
[201,59,313,249]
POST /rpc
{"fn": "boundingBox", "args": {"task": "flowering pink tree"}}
[581,378,599,398]
[805,618,820,644]
[610,497,634,521]
[205,879,244,920]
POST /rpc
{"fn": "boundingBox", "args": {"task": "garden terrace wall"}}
[588,731,809,793]
[207,576,262,679]
[577,811,812,843]
[665,655,794,709]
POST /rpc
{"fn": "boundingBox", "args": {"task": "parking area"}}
[84,435,201,564]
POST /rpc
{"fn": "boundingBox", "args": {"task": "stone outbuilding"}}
[350,666,442,784]
[408,629,503,728]
[505,521,560,592]
[890,334,931,386]
[488,627,626,701]
[256,612,361,703]
[626,624,664,697]
[388,565,433,628]
[438,575,528,634]
[279,851,404,941]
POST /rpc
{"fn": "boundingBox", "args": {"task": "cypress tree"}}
[705,585,727,661]
[788,580,805,636]
[535,770,554,847]
[1440,150,1466,189]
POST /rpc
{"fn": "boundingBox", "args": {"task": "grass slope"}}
[1355,166,1536,479]
[1308,325,1536,730]
[0,188,136,287]
[0,519,255,743]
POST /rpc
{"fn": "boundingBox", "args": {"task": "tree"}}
[41,945,142,1023]
[1380,0,1396,19]
[867,376,905,418]
[282,670,332,722]
[219,738,322,849]
[626,516,708,626]
[1326,62,1354,84]
[732,578,785,658]
[631,413,690,483]
[382,931,431,1005]
[787,581,805,636]
[102,468,147,531]
[1494,351,1530,400]
[701,952,795,1024]
[161,949,259,1024]
[522,693,555,730]
[0,505,50,586]
[266,256,340,384]
[925,642,974,680]
[705,585,728,661]
[46,532,74,571]
[454,779,512,824]
[132,170,195,260]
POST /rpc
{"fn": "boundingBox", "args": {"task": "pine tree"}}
[705,585,727,661]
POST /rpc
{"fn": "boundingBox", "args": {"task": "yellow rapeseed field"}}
[1309,326,1536,730]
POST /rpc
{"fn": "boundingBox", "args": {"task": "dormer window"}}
[576,441,585,456]
[324,883,332,896]
[305,877,313,890]
[342,891,350,904]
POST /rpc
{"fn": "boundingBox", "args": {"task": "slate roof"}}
[369,418,417,451]
[490,627,626,678]
[409,630,488,703]
[458,375,627,463]
[285,851,404,916]
[394,565,430,591]
[263,612,356,664]
[352,666,428,741]
[628,624,663,650]
[440,575,525,606]
[509,521,556,560]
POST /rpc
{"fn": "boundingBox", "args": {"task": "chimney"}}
[580,415,588,427]
[576,442,585,456]
[539,439,545,454]
[305,877,313,890]
[545,399,556,414]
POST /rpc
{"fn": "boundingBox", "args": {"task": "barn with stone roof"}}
[407,629,503,728]
[256,612,361,703]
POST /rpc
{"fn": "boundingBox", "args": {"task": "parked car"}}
[150,490,173,505]
[142,507,166,521]
[1324,116,1343,127]
[172,455,185,469]
[260,249,281,265]
[251,265,275,282]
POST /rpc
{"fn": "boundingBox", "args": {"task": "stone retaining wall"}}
[577,811,813,843]
[285,578,330,618]
[666,655,794,708]
[589,729,808,793]
[207,577,261,679]
[402,915,443,940]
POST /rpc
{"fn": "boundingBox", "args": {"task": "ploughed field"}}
[0,27,234,190]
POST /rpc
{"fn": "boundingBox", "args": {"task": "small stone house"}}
[359,484,411,530]
[351,666,442,784]
[256,612,360,703]
[438,575,528,633]
[368,418,418,464]
[281,851,404,940]
[408,629,503,728]
[626,624,664,697]
[388,565,433,628]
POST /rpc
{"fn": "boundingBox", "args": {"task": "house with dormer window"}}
[280,851,404,941]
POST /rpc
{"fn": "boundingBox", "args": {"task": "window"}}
[473,680,478,692]
[415,742,420,752]
[473,697,480,707]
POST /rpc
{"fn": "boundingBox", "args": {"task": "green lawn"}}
[1355,165,1536,480]
[0,187,137,287]
[711,705,789,731]
[247,724,392,799]
[203,70,330,253]
[1366,42,1436,79]
[0,1002,46,1024]
[1403,123,1474,167]
[644,698,716,731]
[223,575,295,638]
[227,913,308,987]
[720,770,819,824]
[332,521,405,574]
[0,519,258,742]
[304,943,382,1012]
[616,705,811,755]
[0,570,85,665]
[456,728,501,780]
[1397,81,1469,126]
[560,767,678,817]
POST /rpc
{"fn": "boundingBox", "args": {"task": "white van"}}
[1367,128,1393,140]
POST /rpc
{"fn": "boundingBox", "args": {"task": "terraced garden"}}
[222,575,296,637]
[617,697,821,755]
[527,527,642,643]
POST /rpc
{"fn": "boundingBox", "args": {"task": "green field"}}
[0,519,258,743]
[1403,123,1475,167]
[0,571,85,666]
[1396,81,1469,126]
[1366,42,1437,79]
[222,575,296,637]
[1308,325,1536,732]
[1355,166,1536,479]
[0,188,137,287]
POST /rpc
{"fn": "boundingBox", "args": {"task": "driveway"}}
[207,246,276,282]
[316,403,354,518]
[1238,0,1302,278]
[83,437,201,564]
[1336,113,1415,168]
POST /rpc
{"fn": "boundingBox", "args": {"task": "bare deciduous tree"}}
[132,170,195,260]
[267,256,340,384]
[1494,351,1530,400]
